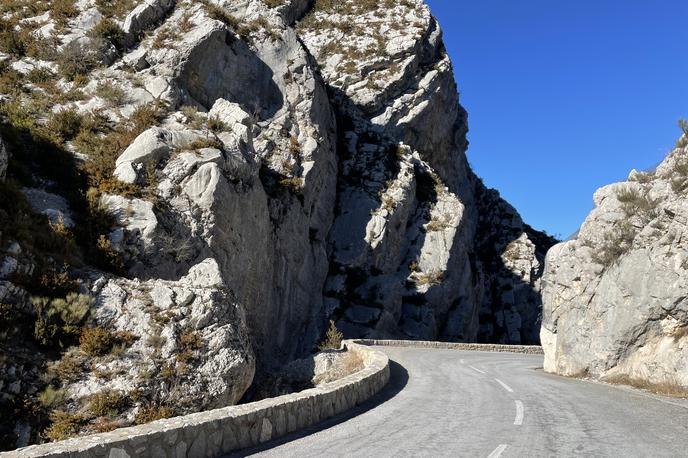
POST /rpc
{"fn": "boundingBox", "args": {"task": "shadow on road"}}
[228,359,410,457]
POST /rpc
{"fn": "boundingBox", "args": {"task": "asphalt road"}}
[234,346,688,458]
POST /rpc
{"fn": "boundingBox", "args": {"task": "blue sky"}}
[426,0,688,238]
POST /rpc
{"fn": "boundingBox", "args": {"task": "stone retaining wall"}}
[357,339,544,355]
[5,341,389,458]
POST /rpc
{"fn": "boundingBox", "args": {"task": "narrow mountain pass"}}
[235,346,688,458]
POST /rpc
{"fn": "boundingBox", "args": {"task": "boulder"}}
[541,143,688,388]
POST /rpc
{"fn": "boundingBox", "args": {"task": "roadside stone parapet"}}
[358,339,544,355]
[5,341,389,458]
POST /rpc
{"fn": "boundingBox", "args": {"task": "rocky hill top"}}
[0,0,554,448]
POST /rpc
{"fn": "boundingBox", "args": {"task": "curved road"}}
[234,346,688,457]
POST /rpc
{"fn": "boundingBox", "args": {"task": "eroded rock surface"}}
[541,138,688,389]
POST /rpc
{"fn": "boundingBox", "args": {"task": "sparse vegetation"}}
[677,119,688,148]
[95,0,136,19]
[279,177,304,193]
[89,18,126,52]
[55,40,101,81]
[590,221,636,267]
[38,385,67,409]
[413,270,444,286]
[95,81,129,107]
[425,213,453,232]
[670,155,688,194]
[616,186,658,222]
[33,293,93,347]
[50,0,79,29]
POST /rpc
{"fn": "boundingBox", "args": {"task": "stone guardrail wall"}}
[356,339,544,355]
[5,340,390,458]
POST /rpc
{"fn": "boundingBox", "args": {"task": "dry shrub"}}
[49,352,85,383]
[318,320,343,350]
[88,390,126,417]
[603,374,688,399]
[134,405,175,425]
[79,326,115,356]
[44,411,84,441]
[313,351,364,385]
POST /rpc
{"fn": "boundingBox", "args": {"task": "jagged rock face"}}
[296,0,554,343]
[541,141,688,388]
[76,259,255,421]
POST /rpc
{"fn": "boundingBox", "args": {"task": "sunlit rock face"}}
[541,139,688,388]
[296,0,555,344]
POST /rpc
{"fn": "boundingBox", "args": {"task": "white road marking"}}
[487,444,508,458]
[469,365,486,374]
[514,400,524,425]
[460,358,465,364]
[494,378,514,393]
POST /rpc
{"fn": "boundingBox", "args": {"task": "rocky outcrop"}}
[541,137,688,389]
[296,0,555,344]
[0,0,554,449]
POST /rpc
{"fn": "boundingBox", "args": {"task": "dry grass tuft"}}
[602,374,688,399]
[313,350,365,385]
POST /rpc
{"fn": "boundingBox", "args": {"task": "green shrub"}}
[89,18,126,52]
[33,293,93,346]
[95,81,128,106]
[616,186,658,222]
[318,320,343,350]
[38,385,67,408]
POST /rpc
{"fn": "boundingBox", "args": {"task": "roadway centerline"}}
[494,378,514,393]
[487,444,508,458]
[514,400,524,425]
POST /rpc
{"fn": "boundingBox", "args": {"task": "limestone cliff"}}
[0,0,552,448]
[541,132,688,391]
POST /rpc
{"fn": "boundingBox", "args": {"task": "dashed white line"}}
[494,378,514,393]
[487,444,508,458]
[469,365,486,374]
[514,400,524,425]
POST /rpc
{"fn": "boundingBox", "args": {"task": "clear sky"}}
[426,0,688,238]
